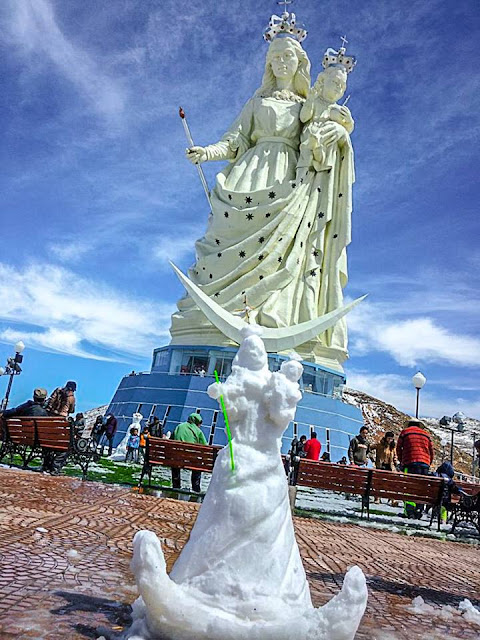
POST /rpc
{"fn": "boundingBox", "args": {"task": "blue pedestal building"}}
[106,343,363,461]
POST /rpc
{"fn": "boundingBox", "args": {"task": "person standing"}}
[43,382,76,475]
[92,415,105,444]
[370,431,398,471]
[396,419,434,475]
[1,388,48,417]
[286,434,307,484]
[171,413,207,492]
[139,426,150,462]
[73,413,85,438]
[103,414,118,457]
[148,416,163,438]
[304,432,321,461]
[125,428,140,463]
[397,419,434,519]
[45,381,76,418]
[348,427,371,466]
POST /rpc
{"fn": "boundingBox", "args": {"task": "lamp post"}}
[440,438,448,462]
[0,341,25,411]
[448,420,465,466]
[473,432,478,478]
[411,371,426,418]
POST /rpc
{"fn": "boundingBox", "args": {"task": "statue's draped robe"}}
[170,95,354,364]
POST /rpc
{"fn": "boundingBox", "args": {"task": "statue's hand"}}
[186,146,208,164]
[321,122,349,147]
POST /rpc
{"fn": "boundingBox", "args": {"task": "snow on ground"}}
[406,596,480,627]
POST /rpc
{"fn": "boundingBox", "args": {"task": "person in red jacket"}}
[396,419,434,475]
[304,432,321,461]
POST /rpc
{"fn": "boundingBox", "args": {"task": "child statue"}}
[298,44,355,172]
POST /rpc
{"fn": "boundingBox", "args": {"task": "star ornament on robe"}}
[268,191,276,199]
[245,196,252,204]
[246,213,254,220]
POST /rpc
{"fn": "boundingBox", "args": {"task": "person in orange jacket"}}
[139,426,150,463]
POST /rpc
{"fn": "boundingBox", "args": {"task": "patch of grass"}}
[3,454,170,488]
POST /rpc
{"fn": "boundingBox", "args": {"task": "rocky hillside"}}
[343,388,479,478]
[84,404,108,427]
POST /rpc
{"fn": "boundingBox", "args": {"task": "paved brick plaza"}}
[0,468,478,640]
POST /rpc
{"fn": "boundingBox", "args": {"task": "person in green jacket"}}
[171,413,207,492]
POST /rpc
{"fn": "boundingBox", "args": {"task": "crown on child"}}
[263,3,307,44]
[322,36,357,74]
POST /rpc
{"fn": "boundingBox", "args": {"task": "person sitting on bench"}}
[171,413,207,492]
[1,388,48,417]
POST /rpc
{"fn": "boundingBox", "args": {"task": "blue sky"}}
[1,0,479,418]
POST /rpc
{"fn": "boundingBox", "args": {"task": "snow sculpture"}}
[110,412,143,461]
[127,329,367,640]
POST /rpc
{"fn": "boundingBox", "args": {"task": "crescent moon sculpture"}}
[170,262,366,353]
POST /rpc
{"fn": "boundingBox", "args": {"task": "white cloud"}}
[0,262,171,361]
[6,0,125,120]
[346,370,480,420]
[348,300,480,368]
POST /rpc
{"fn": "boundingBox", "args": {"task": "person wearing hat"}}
[397,419,434,519]
[396,419,434,475]
[370,431,398,471]
[171,413,207,492]
[45,381,76,418]
[1,388,49,417]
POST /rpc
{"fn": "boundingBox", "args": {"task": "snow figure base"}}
[127,330,367,640]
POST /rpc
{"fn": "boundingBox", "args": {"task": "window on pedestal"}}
[213,356,233,378]
[177,352,209,375]
[154,350,169,371]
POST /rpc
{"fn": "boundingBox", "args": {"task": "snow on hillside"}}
[343,388,479,477]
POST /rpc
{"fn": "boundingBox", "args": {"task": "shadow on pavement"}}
[308,571,480,608]
[52,591,132,639]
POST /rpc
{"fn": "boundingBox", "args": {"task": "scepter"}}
[179,107,212,209]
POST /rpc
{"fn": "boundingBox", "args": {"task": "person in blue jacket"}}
[434,461,467,524]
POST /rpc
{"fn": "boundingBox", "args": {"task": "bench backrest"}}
[146,437,220,472]
[296,460,371,495]
[5,418,37,447]
[456,480,480,496]
[33,417,72,451]
[370,469,443,505]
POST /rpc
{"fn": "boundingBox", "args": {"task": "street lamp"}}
[411,371,426,418]
[440,437,448,462]
[439,416,465,466]
[0,341,25,411]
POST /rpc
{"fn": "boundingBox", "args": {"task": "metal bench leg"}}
[138,463,147,487]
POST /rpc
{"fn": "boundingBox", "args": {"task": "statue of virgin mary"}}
[170,13,356,371]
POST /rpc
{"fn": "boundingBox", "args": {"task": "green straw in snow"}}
[214,370,235,471]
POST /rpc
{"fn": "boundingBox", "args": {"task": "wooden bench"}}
[293,460,448,530]
[138,437,221,488]
[295,460,372,515]
[448,481,480,536]
[369,469,445,528]
[1,417,38,467]
[0,416,99,479]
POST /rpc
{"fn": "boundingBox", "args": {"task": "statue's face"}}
[322,68,347,103]
[270,41,299,81]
